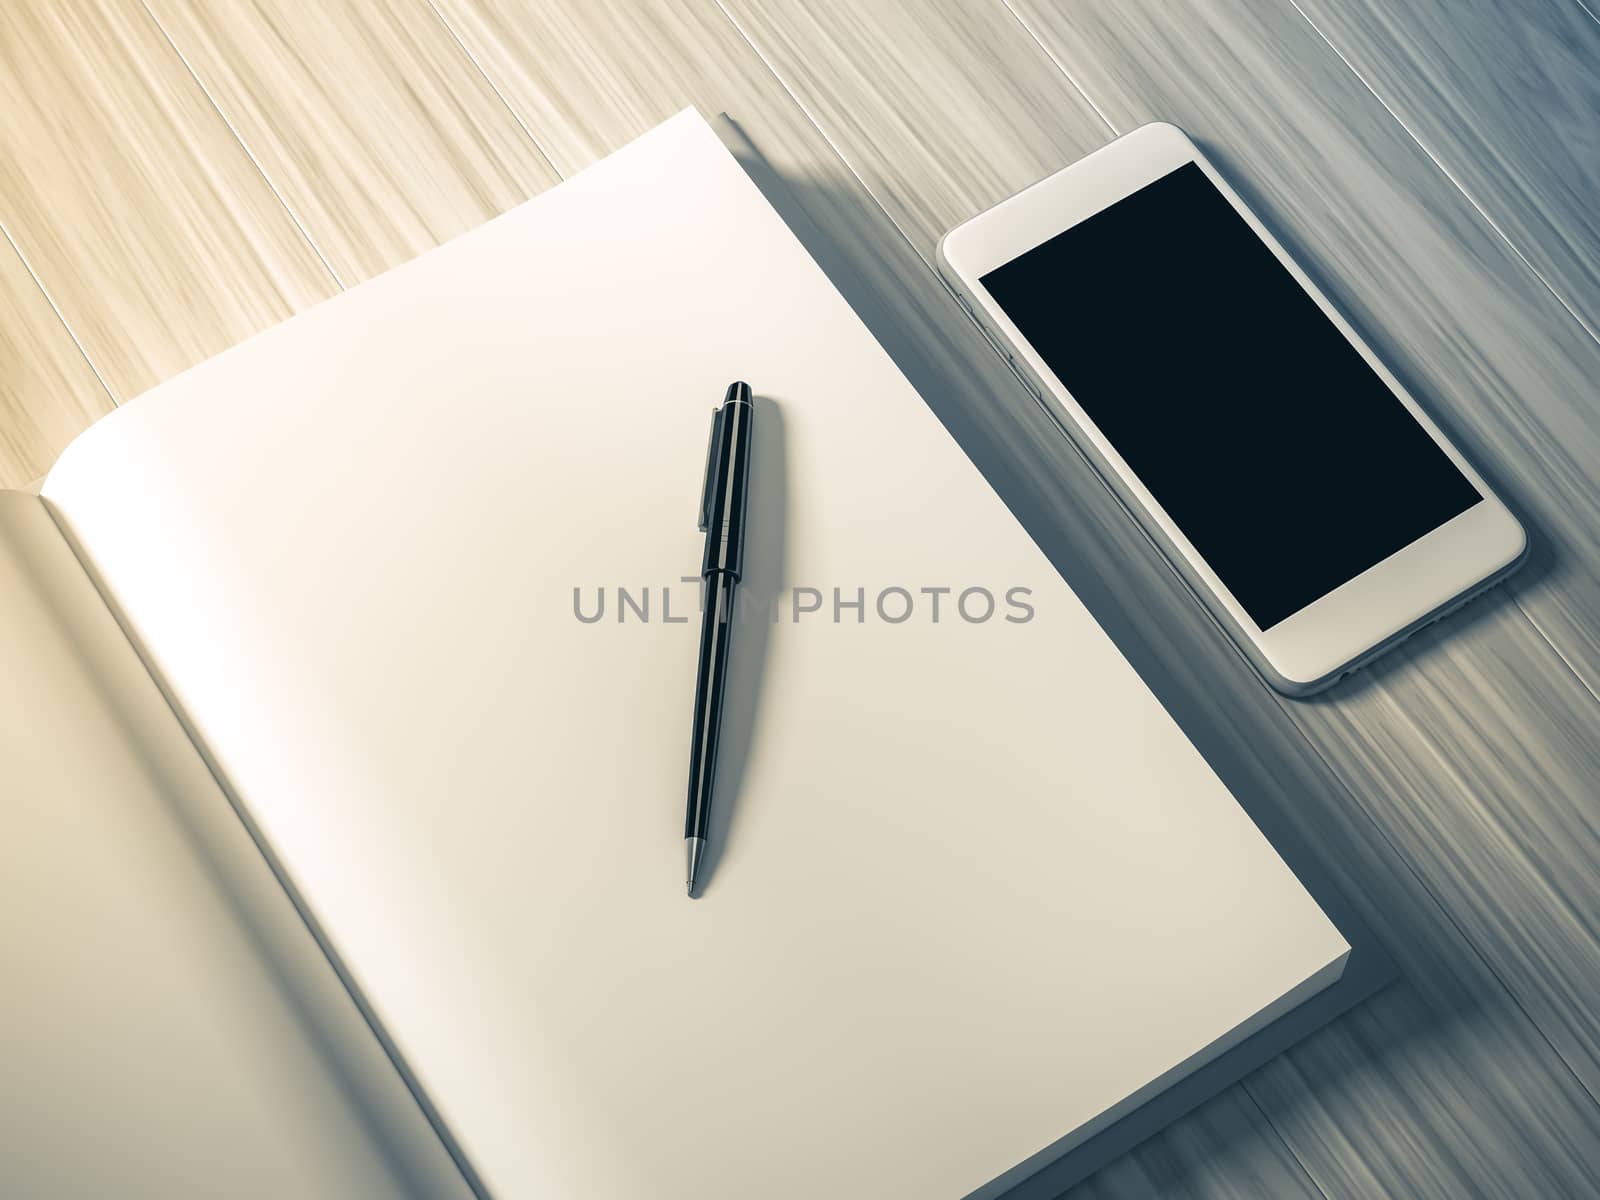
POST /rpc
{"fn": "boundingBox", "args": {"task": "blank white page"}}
[44,110,1347,1200]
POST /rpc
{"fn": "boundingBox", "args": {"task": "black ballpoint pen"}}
[685,381,754,897]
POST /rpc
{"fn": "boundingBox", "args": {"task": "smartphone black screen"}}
[979,162,1481,630]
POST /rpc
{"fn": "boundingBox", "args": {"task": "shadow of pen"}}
[692,392,788,895]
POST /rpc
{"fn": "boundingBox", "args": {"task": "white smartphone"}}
[938,122,1526,696]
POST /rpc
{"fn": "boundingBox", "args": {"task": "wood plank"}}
[1250,982,1600,1198]
[663,0,1600,1193]
[144,0,561,286]
[0,235,111,487]
[1290,0,1600,341]
[0,0,332,401]
[408,2,1329,1195]
[720,0,1106,251]
[1064,1089,1319,1199]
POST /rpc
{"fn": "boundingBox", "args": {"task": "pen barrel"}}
[685,571,738,841]
[700,394,753,579]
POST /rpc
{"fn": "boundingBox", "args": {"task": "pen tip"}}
[685,837,705,899]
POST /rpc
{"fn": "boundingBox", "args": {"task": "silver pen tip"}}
[685,836,705,899]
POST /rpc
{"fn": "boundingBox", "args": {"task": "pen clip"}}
[697,405,724,533]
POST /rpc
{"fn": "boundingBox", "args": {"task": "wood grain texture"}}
[0,235,110,487]
[720,0,1106,252]
[1291,0,1600,342]
[411,1,1331,1195]
[144,0,562,286]
[714,0,1114,249]
[0,0,332,401]
[718,0,1600,1193]
[1063,1088,1320,1200]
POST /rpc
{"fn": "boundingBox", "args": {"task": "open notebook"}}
[5,110,1347,1198]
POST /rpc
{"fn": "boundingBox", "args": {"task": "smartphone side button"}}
[976,322,1008,360]
[1001,351,1043,403]
[962,306,1046,404]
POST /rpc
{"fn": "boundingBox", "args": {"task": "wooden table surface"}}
[2,2,1598,1196]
